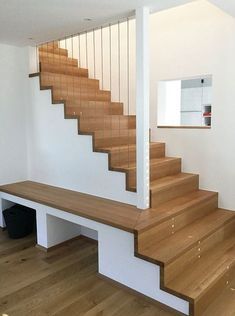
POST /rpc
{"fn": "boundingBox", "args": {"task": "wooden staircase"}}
[34,41,235,316]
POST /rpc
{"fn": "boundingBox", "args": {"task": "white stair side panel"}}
[27,77,136,205]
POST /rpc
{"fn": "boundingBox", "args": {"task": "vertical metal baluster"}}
[101,27,104,90]
[78,34,81,118]
[100,27,105,139]
[86,31,88,69]
[118,21,121,165]
[36,45,39,73]
[127,18,130,169]
[109,24,112,151]
[72,36,75,116]
[59,39,62,110]
[85,32,89,118]
[53,41,55,102]
[65,37,68,105]
[93,29,96,134]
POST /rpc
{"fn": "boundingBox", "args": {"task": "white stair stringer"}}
[27,76,136,206]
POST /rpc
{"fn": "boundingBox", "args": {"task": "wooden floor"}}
[0,230,180,316]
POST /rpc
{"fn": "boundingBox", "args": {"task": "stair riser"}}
[39,55,78,67]
[94,136,136,148]
[40,75,99,89]
[126,158,182,188]
[40,63,88,77]
[66,107,122,117]
[139,194,218,254]
[79,117,136,132]
[150,159,181,181]
[109,144,165,167]
[53,89,111,102]
[151,175,199,208]
[40,42,59,49]
[66,101,123,115]
[39,46,68,57]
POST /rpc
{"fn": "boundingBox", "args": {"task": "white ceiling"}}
[0,0,194,46]
[1,0,234,46]
[209,0,235,17]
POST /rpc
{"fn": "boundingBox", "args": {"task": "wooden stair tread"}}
[40,63,88,77]
[100,142,164,152]
[149,173,198,191]
[39,51,78,64]
[118,157,180,171]
[94,129,136,137]
[136,190,218,232]
[166,231,235,300]
[40,72,99,87]
[138,209,235,265]
[39,46,68,56]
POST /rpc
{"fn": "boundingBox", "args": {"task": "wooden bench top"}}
[0,181,141,233]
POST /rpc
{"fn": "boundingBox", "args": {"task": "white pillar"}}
[136,7,150,209]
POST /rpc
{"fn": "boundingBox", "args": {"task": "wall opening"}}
[157,75,212,128]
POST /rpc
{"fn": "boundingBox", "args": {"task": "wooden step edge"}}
[135,191,219,233]
[150,173,199,192]
[40,63,89,76]
[38,47,68,57]
[117,157,181,172]
[40,72,100,85]
[39,57,78,67]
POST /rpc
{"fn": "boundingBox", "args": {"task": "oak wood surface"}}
[0,231,183,316]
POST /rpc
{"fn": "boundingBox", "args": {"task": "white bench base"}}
[0,192,189,315]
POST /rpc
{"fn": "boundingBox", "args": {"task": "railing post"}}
[136,7,150,209]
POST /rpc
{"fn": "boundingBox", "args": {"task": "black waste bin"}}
[3,204,36,239]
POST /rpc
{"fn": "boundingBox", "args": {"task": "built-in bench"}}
[0,180,189,315]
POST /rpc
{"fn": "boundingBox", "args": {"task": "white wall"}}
[150,0,235,210]
[0,44,28,185]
